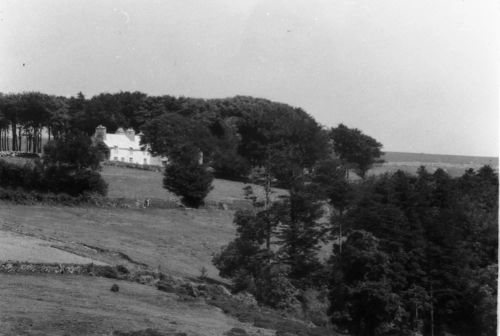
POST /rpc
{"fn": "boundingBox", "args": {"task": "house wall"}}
[109,147,154,165]
[94,125,166,166]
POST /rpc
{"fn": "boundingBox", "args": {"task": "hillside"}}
[0,165,324,336]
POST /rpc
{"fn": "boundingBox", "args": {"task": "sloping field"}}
[0,203,235,279]
[0,273,271,336]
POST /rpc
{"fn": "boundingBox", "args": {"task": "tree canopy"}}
[330,123,384,178]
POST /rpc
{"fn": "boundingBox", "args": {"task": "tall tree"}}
[162,144,213,208]
[330,123,384,179]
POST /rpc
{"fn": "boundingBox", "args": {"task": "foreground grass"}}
[0,273,268,336]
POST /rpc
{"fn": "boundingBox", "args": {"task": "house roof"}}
[103,134,144,151]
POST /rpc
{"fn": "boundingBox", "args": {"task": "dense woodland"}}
[0,91,497,336]
[0,91,380,182]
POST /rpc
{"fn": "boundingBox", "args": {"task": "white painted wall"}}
[109,146,154,165]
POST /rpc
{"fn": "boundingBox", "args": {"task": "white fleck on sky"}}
[0,0,498,156]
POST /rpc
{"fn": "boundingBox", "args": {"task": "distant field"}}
[369,151,499,178]
[382,151,498,166]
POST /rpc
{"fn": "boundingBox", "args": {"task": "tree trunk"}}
[33,128,37,153]
[38,131,42,153]
[430,284,434,336]
[18,126,22,152]
[265,168,272,251]
[11,123,17,151]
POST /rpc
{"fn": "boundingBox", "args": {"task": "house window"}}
[114,157,118,161]
[143,158,147,164]
[121,157,124,162]
[129,157,133,163]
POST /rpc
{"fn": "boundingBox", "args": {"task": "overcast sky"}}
[0,0,498,156]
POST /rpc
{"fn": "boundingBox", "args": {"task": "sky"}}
[0,0,498,157]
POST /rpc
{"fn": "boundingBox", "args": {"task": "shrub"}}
[224,327,248,336]
[102,160,162,172]
[43,132,102,171]
[94,265,119,279]
[0,157,108,197]
[163,150,213,208]
[116,265,130,274]
[254,266,300,310]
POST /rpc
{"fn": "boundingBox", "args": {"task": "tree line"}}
[0,91,383,206]
[0,92,381,173]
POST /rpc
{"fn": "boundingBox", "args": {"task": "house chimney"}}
[126,128,135,141]
[95,125,106,141]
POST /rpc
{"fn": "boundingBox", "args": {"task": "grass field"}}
[101,165,287,205]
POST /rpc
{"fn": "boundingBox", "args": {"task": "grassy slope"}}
[0,204,234,279]
[0,273,271,336]
[0,167,294,335]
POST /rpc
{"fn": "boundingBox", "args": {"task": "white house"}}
[93,125,164,166]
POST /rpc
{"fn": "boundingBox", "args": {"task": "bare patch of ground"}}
[0,230,105,265]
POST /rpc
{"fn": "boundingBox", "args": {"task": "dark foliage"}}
[330,123,384,178]
[214,179,327,307]
[163,146,213,208]
[102,160,162,172]
[0,130,107,196]
[330,167,498,336]
[43,131,102,171]
[0,159,107,196]
[1,92,336,188]
[208,294,333,336]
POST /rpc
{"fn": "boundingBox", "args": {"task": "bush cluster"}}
[0,187,102,205]
[0,159,107,196]
[0,151,40,158]
[102,160,163,172]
